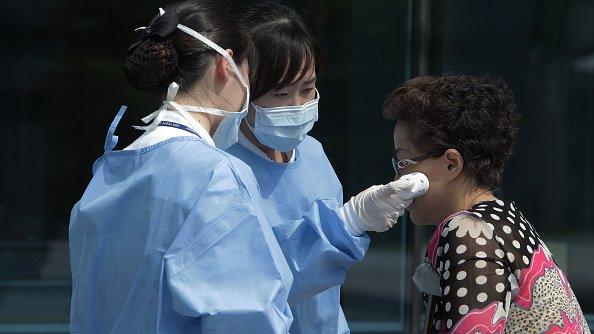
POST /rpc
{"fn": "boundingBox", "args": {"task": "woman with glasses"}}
[384,74,590,333]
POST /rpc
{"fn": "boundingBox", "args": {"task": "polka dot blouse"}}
[420,200,590,333]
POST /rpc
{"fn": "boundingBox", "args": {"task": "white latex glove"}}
[338,173,429,235]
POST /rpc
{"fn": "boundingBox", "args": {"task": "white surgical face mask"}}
[248,89,320,152]
[135,9,249,150]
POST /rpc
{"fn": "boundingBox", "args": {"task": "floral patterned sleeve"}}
[432,213,513,333]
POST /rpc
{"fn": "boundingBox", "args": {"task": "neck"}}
[173,91,222,136]
[447,179,497,214]
[239,121,291,163]
[447,179,497,213]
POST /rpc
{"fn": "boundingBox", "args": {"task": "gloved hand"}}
[338,173,428,236]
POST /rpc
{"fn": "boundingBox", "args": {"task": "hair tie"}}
[127,8,179,56]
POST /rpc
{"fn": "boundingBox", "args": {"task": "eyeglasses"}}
[392,150,444,175]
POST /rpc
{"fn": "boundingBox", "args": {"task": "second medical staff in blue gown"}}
[227,4,416,333]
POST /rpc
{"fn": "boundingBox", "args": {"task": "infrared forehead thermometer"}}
[398,172,430,200]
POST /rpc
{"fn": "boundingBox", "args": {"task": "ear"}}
[214,49,235,83]
[443,148,464,179]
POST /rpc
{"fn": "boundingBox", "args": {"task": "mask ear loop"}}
[132,8,251,132]
[176,23,250,110]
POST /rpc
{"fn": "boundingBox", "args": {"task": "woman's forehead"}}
[277,62,316,88]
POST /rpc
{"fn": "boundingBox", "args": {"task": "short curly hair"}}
[383,74,520,191]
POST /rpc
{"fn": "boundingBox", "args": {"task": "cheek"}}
[408,179,444,225]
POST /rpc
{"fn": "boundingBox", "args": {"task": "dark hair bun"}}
[124,39,178,91]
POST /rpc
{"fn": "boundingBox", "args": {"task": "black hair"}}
[384,74,521,191]
[124,0,252,98]
[240,2,325,99]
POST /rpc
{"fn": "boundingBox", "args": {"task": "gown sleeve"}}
[164,160,294,333]
[274,196,370,305]
[274,146,371,305]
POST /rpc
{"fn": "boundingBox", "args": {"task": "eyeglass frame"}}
[392,150,445,175]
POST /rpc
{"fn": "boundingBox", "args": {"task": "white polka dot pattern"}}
[477,292,488,302]
[496,283,505,292]
[425,200,547,331]
[476,275,487,285]
[495,249,505,258]
[459,304,469,315]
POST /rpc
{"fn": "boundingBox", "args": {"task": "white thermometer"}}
[398,172,430,200]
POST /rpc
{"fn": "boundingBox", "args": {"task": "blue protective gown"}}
[226,135,370,334]
[69,107,293,333]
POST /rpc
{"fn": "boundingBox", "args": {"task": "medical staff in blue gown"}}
[227,4,417,333]
[68,3,293,333]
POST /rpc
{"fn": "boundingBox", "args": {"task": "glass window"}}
[424,0,594,330]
